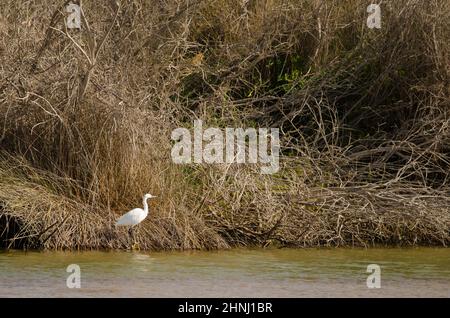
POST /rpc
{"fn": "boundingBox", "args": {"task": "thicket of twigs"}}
[0,0,449,250]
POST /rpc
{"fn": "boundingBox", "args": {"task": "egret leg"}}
[132,226,140,250]
[128,227,135,250]
[128,226,140,250]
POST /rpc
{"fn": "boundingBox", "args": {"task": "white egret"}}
[116,193,156,249]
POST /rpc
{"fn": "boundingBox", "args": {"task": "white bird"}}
[116,193,156,249]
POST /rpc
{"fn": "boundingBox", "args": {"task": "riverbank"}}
[0,0,449,250]
[1,159,449,249]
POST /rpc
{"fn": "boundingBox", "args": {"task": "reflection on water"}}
[0,248,449,297]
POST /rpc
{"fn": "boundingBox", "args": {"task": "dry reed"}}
[0,0,448,249]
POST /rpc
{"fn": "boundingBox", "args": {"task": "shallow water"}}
[0,248,449,297]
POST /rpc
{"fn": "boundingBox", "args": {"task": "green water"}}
[0,248,449,297]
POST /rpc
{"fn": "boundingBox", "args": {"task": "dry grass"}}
[0,0,449,250]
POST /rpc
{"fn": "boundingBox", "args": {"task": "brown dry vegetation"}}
[0,0,449,250]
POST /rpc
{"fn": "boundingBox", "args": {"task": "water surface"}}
[0,248,449,297]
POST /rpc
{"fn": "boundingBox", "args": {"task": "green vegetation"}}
[0,0,449,250]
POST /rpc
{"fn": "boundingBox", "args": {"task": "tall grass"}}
[0,0,449,249]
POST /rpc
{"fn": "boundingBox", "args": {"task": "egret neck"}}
[143,196,149,218]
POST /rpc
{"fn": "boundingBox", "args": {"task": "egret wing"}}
[115,208,144,226]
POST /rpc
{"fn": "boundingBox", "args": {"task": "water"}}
[0,248,449,297]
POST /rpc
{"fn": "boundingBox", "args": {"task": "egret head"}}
[144,193,157,200]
